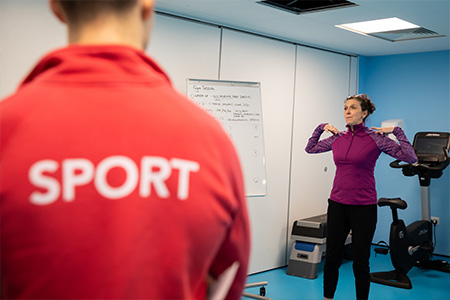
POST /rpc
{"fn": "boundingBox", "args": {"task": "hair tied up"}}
[347,94,376,116]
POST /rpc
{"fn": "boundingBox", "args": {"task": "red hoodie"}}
[0,45,250,299]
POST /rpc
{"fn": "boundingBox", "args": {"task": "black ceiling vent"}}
[258,0,357,14]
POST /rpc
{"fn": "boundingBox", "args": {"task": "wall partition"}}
[150,17,359,272]
[220,29,297,273]
[288,46,357,263]
[149,14,222,93]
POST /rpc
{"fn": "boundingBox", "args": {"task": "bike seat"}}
[378,198,407,210]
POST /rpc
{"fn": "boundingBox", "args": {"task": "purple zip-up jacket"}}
[305,123,418,205]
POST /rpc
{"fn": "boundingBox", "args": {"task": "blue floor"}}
[244,248,450,300]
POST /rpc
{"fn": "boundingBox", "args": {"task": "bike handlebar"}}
[390,147,449,171]
[390,160,448,171]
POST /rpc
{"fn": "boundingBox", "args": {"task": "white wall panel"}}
[148,14,221,94]
[0,0,65,99]
[220,29,296,274]
[288,46,352,260]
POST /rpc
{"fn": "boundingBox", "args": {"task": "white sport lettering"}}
[29,160,60,206]
[140,157,171,199]
[28,155,200,205]
[95,156,139,199]
[63,158,94,202]
[171,158,200,200]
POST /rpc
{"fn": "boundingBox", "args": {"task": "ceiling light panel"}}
[335,17,444,42]
[336,17,419,34]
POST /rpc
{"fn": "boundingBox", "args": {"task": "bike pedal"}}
[374,247,389,255]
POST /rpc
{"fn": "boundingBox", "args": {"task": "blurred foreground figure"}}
[0,1,250,299]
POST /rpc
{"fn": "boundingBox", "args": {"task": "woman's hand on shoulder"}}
[324,124,340,135]
[371,126,395,135]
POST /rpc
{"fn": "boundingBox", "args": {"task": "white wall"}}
[148,15,221,93]
[220,29,296,273]
[0,0,65,99]
[150,18,357,273]
[150,23,357,273]
[0,2,358,275]
[288,46,357,260]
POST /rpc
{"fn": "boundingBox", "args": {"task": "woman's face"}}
[344,99,368,127]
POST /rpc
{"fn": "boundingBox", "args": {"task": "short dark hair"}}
[346,94,375,121]
[58,0,138,24]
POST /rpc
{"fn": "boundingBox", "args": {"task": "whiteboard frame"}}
[187,78,268,197]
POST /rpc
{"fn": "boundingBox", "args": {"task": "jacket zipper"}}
[345,131,354,160]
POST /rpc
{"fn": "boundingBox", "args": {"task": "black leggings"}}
[323,199,377,300]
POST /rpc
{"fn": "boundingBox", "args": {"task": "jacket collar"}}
[346,122,366,134]
[20,45,171,87]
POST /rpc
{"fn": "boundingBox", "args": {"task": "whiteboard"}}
[187,79,267,196]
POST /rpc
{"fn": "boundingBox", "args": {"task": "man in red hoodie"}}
[0,1,250,299]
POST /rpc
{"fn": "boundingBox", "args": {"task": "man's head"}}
[50,0,155,49]
[56,0,138,25]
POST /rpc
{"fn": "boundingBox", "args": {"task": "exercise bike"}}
[370,132,450,289]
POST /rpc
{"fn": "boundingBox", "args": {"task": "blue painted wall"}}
[359,50,450,256]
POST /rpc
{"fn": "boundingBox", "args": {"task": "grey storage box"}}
[286,241,326,279]
[287,213,352,279]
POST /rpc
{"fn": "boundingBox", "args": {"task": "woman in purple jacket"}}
[305,94,417,300]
